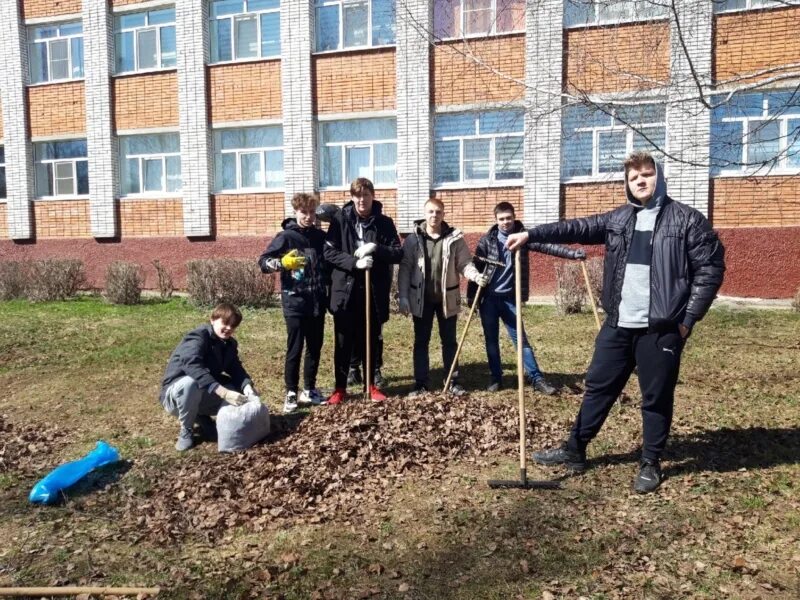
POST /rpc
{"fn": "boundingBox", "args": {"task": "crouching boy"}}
[159,303,257,451]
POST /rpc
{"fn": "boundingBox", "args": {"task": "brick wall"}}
[712,177,800,228]
[113,73,178,130]
[21,0,81,19]
[119,198,183,238]
[209,62,281,123]
[432,187,523,232]
[213,193,285,237]
[313,49,396,114]
[320,189,398,222]
[0,204,7,240]
[714,7,800,85]
[432,35,525,106]
[564,22,670,94]
[562,182,625,219]
[27,82,86,137]
[33,200,91,238]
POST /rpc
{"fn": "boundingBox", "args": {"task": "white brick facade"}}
[523,0,563,226]
[84,0,118,238]
[177,0,213,236]
[0,1,34,240]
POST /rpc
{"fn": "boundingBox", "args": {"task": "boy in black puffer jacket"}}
[259,192,329,414]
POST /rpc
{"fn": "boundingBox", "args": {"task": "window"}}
[433,110,524,185]
[315,0,395,52]
[0,147,6,199]
[210,0,281,62]
[564,0,668,27]
[434,0,525,39]
[114,8,176,74]
[120,134,182,195]
[710,91,800,175]
[34,140,89,197]
[713,0,800,13]
[318,118,396,187]
[28,22,84,84]
[214,126,284,191]
[561,103,666,180]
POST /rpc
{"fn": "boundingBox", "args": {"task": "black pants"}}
[349,326,384,371]
[568,323,685,461]
[413,301,458,387]
[284,312,325,392]
[334,290,381,390]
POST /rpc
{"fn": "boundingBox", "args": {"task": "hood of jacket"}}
[625,160,668,209]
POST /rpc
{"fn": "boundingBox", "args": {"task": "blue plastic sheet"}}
[29,441,120,504]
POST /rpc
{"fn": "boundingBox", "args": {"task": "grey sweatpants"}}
[160,376,224,432]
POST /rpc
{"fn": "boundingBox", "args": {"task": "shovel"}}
[488,251,561,490]
[365,268,372,401]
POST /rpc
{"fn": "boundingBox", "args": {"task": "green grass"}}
[0,297,798,598]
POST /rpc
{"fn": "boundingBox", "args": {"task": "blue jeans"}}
[479,295,543,383]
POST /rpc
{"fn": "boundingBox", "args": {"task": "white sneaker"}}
[299,389,324,406]
[283,391,299,414]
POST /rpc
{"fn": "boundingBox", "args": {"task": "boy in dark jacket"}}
[159,303,256,451]
[323,177,402,404]
[259,192,328,414]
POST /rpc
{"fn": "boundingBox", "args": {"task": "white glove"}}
[398,297,411,316]
[355,256,374,270]
[354,243,377,259]
[247,395,262,404]
[221,388,248,406]
[475,272,490,288]
[243,383,256,397]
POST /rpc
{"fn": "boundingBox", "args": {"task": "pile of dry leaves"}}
[0,414,68,475]
[122,394,565,540]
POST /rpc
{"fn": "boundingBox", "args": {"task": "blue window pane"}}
[35,163,53,196]
[747,120,780,167]
[373,143,397,185]
[76,160,89,195]
[148,8,176,25]
[122,158,140,194]
[235,15,259,59]
[166,156,182,192]
[30,42,48,83]
[60,22,83,36]
[495,136,524,180]
[372,0,396,45]
[49,39,70,80]
[321,145,343,187]
[265,150,284,188]
[0,147,5,162]
[244,126,282,148]
[598,130,627,173]
[615,103,665,125]
[713,0,746,13]
[344,1,368,48]
[144,158,164,192]
[564,0,594,26]
[221,129,245,150]
[787,119,800,168]
[463,139,490,180]
[0,166,6,199]
[33,25,59,40]
[211,0,244,18]
[211,19,233,62]
[316,5,340,51]
[713,93,764,120]
[479,110,524,134]
[322,119,396,143]
[346,146,371,182]
[249,0,280,10]
[260,12,280,57]
[710,120,743,173]
[137,28,158,70]
[117,13,147,29]
[632,126,666,155]
[563,104,613,129]
[160,26,176,67]
[71,37,84,77]
[562,130,593,178]
[221,153,237,189]
[240,152,263,188]
[115,31,135,73]
[766,91,800,116]
[54,140,87,159]
[434,140,460,183]
[435,113,477,138]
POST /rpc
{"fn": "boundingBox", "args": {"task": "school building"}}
[0,0,798,297]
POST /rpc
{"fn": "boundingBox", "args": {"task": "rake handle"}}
[365,268,372,400]
[442,285,483,397]
[580,260,601,332]
[515,250,526,478]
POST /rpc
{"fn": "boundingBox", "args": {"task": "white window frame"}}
[713,95,800,177]
[436,0,526,41]
[33,140,89,200]
[214,127,284,192]
[317,118,397,190]
[713,0,800,15]
[119,134,182,197]
[314,0,395,54]
[562,104,667,183]
[28,22,84,85]
[114,8,176,75]
[209,0,281,64]
[433,111,524,189]
[564,0,669,29]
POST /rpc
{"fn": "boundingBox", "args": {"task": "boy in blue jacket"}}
[259,192,328,414]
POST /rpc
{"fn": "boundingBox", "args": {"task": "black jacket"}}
[323,200,402,323]
[159,324,252,401]
[467,220,581,306]
[525,163,725,330]
[258,218,328,318]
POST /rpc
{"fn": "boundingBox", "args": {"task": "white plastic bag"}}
[216,397,270,452]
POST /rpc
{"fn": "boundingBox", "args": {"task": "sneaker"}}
[369,385,387,402]
[486,380,502,392]
[531,377,558,396]
[299,389,324,406]
[448,382,467,397]
[283,391,299,414]
[175,427,195,452]
[347,368,362,387]
[373,368,386,390]
[196,415,217,441]
[532,443,587,472]
[407,384,428,399]
[326,388,346,405]
[633,459,663,494]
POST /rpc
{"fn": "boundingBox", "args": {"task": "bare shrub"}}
[25,259,85,302]
[584,257,604,312]
[187,259,275,308]
[0,262,27,300]
[793,286,800,313]
[104,261,143,305]
[152,260,174,300]
[554,261,585,315]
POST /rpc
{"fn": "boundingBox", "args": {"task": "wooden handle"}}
[0,587,160,597]
[580,261,601,331]
[442,285,482,398]
[365,268,372,400]
[515,251,526,474]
